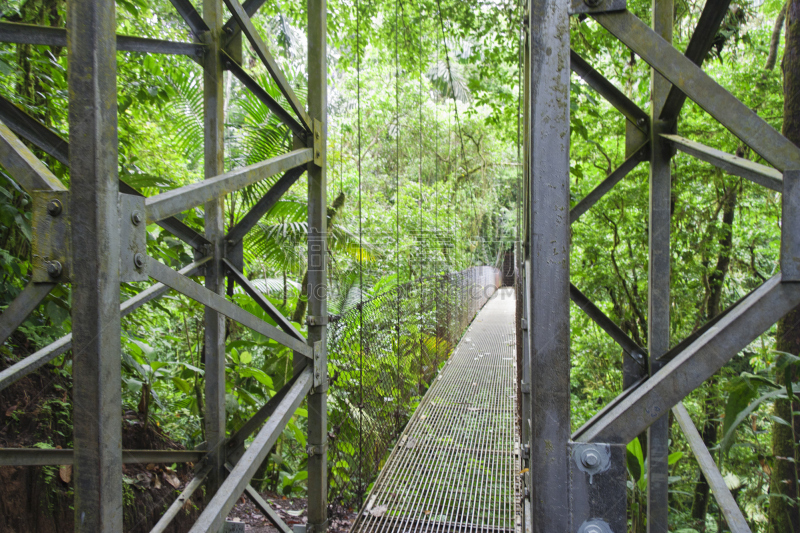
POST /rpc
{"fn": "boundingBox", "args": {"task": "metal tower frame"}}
[518,0,800,531]
[0,0,328,531]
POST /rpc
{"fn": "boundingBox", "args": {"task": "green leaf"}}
[668,451,683,465]
[626,438,644,483]
[721,388,787,456]
[240,351,253,365]
[171,376,192,394]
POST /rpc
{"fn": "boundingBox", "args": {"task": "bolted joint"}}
[572,443,611,485]
[584,0,602,7]
[306,315,329,326]
[131,210,143,226]
[306,443,327,457]
[47,199,62,217]
[46,260,62,278]
[133,253,146,269]
[577,519,613,533]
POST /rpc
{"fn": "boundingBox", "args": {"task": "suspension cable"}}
[356,0,364,505]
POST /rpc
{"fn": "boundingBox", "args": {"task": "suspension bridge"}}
[0,0,796,531]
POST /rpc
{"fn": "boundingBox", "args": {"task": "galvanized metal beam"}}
[0,260,206,392]
[150,465,212,533]
[527,0,572,525]
[201,0,228,503]
[660,0,733,121]
[672,403,752,533]
[0,22,206,59]
[592,9,800,172]
[224,54,309,141]
[576,275,800,444]
[145,148,313,223]
[663,134,783,192]
[188,367,313,533]
[168,0,211,35]
[223,464,293,533]
[306,0,328,527]
[569,283,647,367]
[0,97,210,251]
[225,368,308,464]
[225,167,306,246]
[221,0,312,131]
[646,0,674,524]
[148,259,312,356]
[570,50,649,133]
[569,142,648,224]
[0,120,65,192]
[222,259,305,342]
[0,448,205,466]
[0,282,55,346]
[222,0,268,40]
[68,0,122,528]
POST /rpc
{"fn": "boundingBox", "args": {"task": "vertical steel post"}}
[203,0,227,501]
[648,0,673,529]
[68,0,122,530]
[526,0,571,527]
[307,0,329,529]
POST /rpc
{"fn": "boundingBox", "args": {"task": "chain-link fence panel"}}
[326,266,501,508]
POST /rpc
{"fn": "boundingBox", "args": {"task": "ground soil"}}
[0,354,201,533]
[227,494,356,533]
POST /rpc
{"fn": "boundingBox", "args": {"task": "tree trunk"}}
[769,3,800,530]
[690,179,737,530]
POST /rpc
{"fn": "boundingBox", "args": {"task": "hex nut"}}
[583,0,602,7]
[47,199,63,217]
[131,211,143,226]
[46,260,63,278]
[581,449,601,468]
[134,253,146,269]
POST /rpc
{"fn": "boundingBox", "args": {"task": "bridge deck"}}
[351,288,520,533]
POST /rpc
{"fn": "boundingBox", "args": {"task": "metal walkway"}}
[352,288,520,533]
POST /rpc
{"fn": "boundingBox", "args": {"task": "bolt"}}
[46,260,62,278]
[584,527,602,533]
[224,26,234,35]
[581,449,600,469]
[637,117,647,128]
[316,151,321,159]
[315,130,320,140]
[131,211,143,226]
[583,0,602,7]
[47,199,62,217]
[134,253,146,269]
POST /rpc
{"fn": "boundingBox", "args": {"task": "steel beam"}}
[223,259,305,342]
[0,22,205,59]
[224,54,308,140]
[0,260,206,392]
[576,275,800,444]
[222,0,269,40]
[664,134,783,192]
[646,0,674,525]
[225,368,308,463]
[68,0,122,529]
[225,167,306,245]
[570,50,649,133]
[672,403,752,532]
[148,259,312,356]
[570,283,647,367]
[0,449,204,466]
[202,0,228,505]
[660,0,733,121]
[569,142,648,224]
[592,9,800,172]
[188,367,313,533]
[223,464,293,533]
[527,0,572,525]
[150,465,212,533]
[0,282,55,346]
[168,0,211,35]
[307,0,328,528]
[145,148,313,223]
[0,97,210,251]
[221,0,312,131]
[0,120,65,192]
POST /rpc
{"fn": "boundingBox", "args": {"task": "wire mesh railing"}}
[326,266,502,508]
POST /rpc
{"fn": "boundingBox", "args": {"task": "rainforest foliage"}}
[0,0,797,530]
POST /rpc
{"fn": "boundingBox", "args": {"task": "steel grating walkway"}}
[352,287,520,533]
